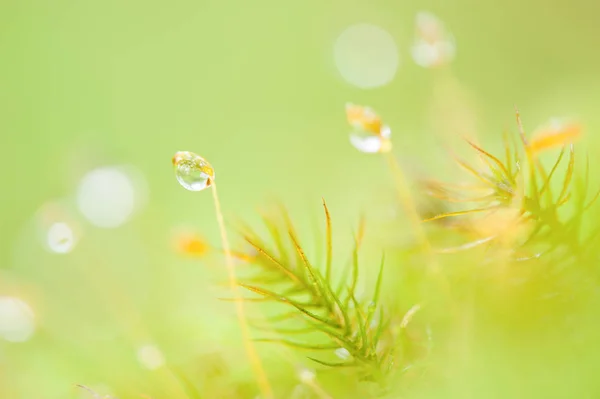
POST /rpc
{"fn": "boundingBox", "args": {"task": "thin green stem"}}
[211,181,273,399]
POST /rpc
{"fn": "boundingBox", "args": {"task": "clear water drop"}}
[172,151,215,192]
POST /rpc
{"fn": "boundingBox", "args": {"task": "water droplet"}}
[298,368,316,384]
[334,23,399,89]
[346,103,392,154]
[346,103,385,135]
[369,317,379,330]
[137,344,165,370]
[334,347,351,360]
[411,12,455,68]
[0,297,35,342]
[33,201,81,254]
[350,131,392,153]
[172,151,215,192]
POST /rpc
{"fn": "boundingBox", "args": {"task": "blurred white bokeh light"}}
[0,297,35,343]
[32,200,81,254]
[335,347,351,360]
[411,12,456,68]
[46,222,75,254]
[76,166,145,228]
[137,344,165,370]
[334,23,399,89]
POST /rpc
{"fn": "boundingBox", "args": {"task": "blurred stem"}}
[210,181,274,399]
[383,152,455,304]
[383,152,435,268]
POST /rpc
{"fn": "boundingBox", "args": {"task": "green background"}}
[2,0,600,397]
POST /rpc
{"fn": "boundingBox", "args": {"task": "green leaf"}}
[538,146,566,204]
[288,231,339,316]
[239,284,337,324]
[366,253,385,333]
[349,293,368,355]
[307,357,354,367]
[302,319,356,351]
[254,338,338,350]
[322,198,333,283]
[557,144,575,205]
[465,139,510,179]
[244,236,302,285]
[373,307,388,347]
[259,211,291,265]
[421,206,502,223]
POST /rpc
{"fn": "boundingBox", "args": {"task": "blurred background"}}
[2,0,600,397]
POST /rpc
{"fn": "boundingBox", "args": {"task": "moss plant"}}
[222,110,600,398]
[78,110,600,398]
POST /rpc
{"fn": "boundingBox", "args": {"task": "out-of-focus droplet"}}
[334,23,399,89]
[529,118,582,153]
[298,368,316,384]
[367,301,376,312]
[346,103,392,153]
[77,166,139,228]
[411,41,455,68]
[411,12,455,68]
[350,131,392,153]
[33,200,81,254]
[0,297,35,342]
[346,103,385,135]
[369,316,379,330]
[137,344,165,370]
[46,222,75,254]
[172,151,215,192]
[334,347,351,360]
